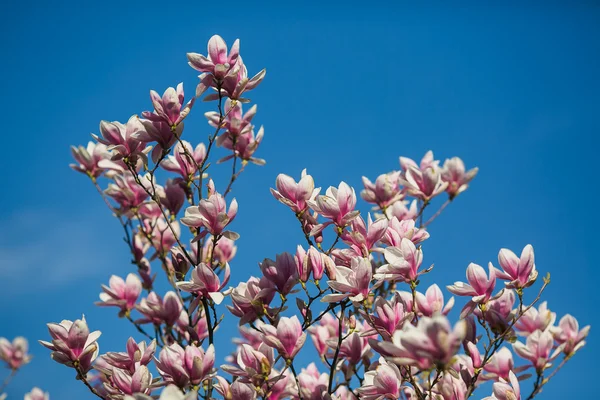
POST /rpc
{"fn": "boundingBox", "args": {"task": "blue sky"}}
[1,1,598,398]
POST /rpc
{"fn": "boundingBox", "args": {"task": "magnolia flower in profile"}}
[227,277,276,325]
[482,371,521,400]
[187,35,240,79]
[100,338,156,375]
[308,182,360,232]
[220,55,266,101]
[125,384,198,400]
[514,301,555,335]
[0,336,32,369]
[482,347,522,382]
[24,387,49,400]
[110,364,153,396]
[70,141,122,178]
[402,165,448,202]
[360,171,403,208]
[214,378,257,400]
[142,83,195,127]
[176,262,231,304]
[512,329,556,371]
[307,313,339,358]
[474,289,516,335]
[550,314,590,355]
[181,191,238,240]
[384,199,418,221]
[381,217,429,247]
[357,357,402,400]
[415,284,455,317]
[322,257,372,304]
[360,293,412,340]
[260,252,298,295]
[161,140,206,179]
[221,343,274,386]
[92,115,147,161]
[447,262,498,317]
[260,316,306,360]
[206,98,256,138]
[203,235,238,265]
[39,316,101,374]
[135,291,183,327]
[370,315,467,370]
[271,169,319,214]
[495,244,538,289]
[441,157,478,199]
[105,172,151,213]
[155,343,215,388]
[342,215,388,257]
[375,238,427,283]
[297,363,329,400]
[95,273,142,316]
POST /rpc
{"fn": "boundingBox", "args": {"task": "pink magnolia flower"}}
[157,179,186,216]
[260,316,306,360]
[550,314,590,355]
[307,182,360,231]
[161,140,206,179]
[360,171,403,209]
[100,338,156,375]
[93,115,148,161]
[110,364,153,396]
[375,238,427,283]
[176,262,231,304]
[95,273,142,316]
[70,141,122,178]
[221,343,274,386]
[399,150,439,172]
[381,217,429,247]
[341,215,388,257]
[219,55,266,100]
[384,199,418,221]
[39,316,101,373]
[187,35,240,80]
[447,262,498,317]
[24,388,49,400]
[155,343,215,388]
[496,245,538,289]
[137,119,183,163]
[441,157,478,199]
[514,301,555,335]
[228,277,276,325]
[482,371,521,400]
[297,363,329,400]
[370,315,467,370]
[415,284,455,317]
[307,313,339,358]
[512,329,556,371]
[181,191,238,240]
[360,293,412,340]
[105,172,151,213]
[271,170,319,214]
[135,291,183,327]
[322,257,372,304]
[142,83,195,127]
[483,347,518,382]
[203,235,238,265]
[260,252,299,295]
[217,124,266,165]
[402,165,448,202]
[356,357,402,400]
[206,98,256,138]
[0,336,32,369]
[475,289,516,335]
[215,378,257,400]
[331,329,370,365]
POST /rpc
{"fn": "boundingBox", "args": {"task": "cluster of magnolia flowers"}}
[1,34,589,400]
[0,337,48,399]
